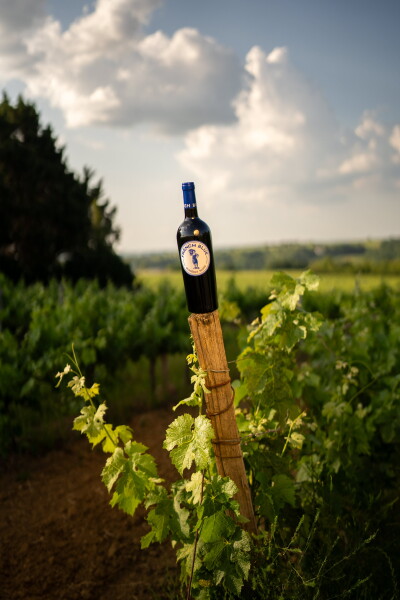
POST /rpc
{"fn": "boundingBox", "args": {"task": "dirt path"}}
[0,408,181,600]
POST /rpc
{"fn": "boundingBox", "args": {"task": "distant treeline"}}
[126,238,400,274]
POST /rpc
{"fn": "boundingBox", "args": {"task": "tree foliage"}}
[0,93,133,286]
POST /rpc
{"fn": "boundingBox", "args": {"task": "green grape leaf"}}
[218,477,238,500]
[173,494,191,540]
[72,403,107,442]
[281,321,307,352]
[102,441,157,517]
[177,542,203,578]
[201,510,236,544]
[141,483,190,549]
[80,382,100,401]
[67,375,86,396]
[197,586,212,600]
[207,476,238,506]
[185,471,204,504]
[288,431,305,450]
[271,474,296,510]
[173,366,208,411]
[269,271,296,291]
[198,475,239,524]
[232,530,252,579]
[299,269,320,291]
[87,428,107,448]
[102,446,126,492]
[219,298,241,322]
[110,487,142,516]
[101,424,134,453]
[203,539,227,570]
[163,414,214,475]
[141,506,170,548]
[202,528,251,596]
[237,349,274,397]
[231,379,248,407]
[173,391,201,411]
[224,572,245,596]
[269,272,309,311]
[255,272,322,353]
[101,425,118,453]
[116,425,134,444]
[262,309,284,336]
[191,368,209,396]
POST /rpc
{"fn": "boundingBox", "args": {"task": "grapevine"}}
[55,270,400,598]
[56,346,252,599]
[56,271,318,598]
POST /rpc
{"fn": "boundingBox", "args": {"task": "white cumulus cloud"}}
[179,47,400,209]
[337,112,400,192]
[1,1,398,245]
[0,0,243,132]
[179,45,344,203]
[0,0,47,73]
[390,125,400,164]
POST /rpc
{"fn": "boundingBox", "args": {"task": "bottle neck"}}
[183,187,198,218]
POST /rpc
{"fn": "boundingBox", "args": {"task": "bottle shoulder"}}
[177,216,210,238]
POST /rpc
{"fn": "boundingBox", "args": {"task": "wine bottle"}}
[177,182,218,314]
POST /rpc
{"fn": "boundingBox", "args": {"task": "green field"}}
[137,269,400,294]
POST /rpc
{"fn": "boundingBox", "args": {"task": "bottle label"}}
[184,202,197,209]
[180,241,210,276]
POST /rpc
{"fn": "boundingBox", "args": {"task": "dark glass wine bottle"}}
[177,182,218,314]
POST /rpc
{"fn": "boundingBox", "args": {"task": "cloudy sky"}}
[1,0,399,253]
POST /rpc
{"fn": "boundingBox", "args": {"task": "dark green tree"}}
[0,93,133,286]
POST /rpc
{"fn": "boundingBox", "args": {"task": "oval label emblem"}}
[180,241,210,276]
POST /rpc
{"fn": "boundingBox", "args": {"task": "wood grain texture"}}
[188,310,257,533]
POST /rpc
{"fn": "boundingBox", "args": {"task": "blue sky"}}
[1,0,399,253]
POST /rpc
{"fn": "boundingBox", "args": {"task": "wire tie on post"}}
[212,437,242,459]
[212,437,241,445]
[206,368,240,455]
[207,378,231,390]
[205,380,235,418]
[206,388,234,417]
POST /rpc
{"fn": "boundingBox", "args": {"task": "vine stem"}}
[68,345,119,449]
[281,411,306,457]
[186,471,205,600]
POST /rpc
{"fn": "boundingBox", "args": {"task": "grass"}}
[137,269,400,294]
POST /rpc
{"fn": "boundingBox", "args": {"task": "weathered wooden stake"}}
[188,310,257,534]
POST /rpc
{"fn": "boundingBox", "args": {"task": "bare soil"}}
[0,408,181,600]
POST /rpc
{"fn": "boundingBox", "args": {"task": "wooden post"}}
[188,310,257,534]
